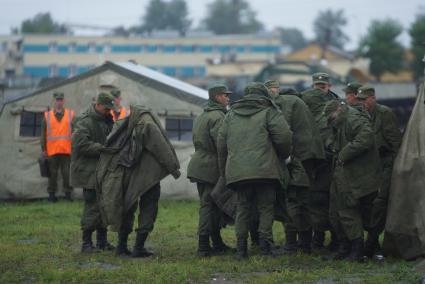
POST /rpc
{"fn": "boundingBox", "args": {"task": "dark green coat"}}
[217,95,292,186]
[70,105,113,189]
[96,106,180,230]
[187,100,226,184]
[370,104,402,158]
[331,106,381,198]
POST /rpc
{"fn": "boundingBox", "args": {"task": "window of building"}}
[165,117,193,141]
[48,41,57,53]
[19,111,44,137]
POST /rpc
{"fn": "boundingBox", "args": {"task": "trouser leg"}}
[47,155,59,194]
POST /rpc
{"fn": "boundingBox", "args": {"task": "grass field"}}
[0,199,422,283]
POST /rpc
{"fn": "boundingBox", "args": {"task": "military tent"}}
[383,82,425,260]
[0,61,207,200]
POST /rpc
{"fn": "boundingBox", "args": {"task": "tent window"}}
[165,117,193,141]
[19,111,43,137]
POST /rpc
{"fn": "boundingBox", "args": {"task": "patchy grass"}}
[0,200,421,283]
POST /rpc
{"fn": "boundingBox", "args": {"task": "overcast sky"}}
[0,0,423,49]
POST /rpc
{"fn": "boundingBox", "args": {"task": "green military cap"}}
[53,92,64,99]
[322,100,345,118]
[312,72,330,84]
[110,89,121,98]
[244,82,269,97]
[208,84,232,99]
[343,82,362,94]
[96,92,115,109]
[279,88,299,96]
[264,80,279,89]
[357,86,375,99]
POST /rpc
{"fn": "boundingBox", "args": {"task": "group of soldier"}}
[40,72,402,261]
[188,73,402,262]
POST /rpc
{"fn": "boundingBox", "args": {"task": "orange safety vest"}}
[44,108,74,156]
[110,106,130,122]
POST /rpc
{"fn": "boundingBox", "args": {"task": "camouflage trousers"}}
[233,181,277,242]
[286,185,312,232]
[197,182,221,236]
[80,188,103,231]
[120,184,161,235]
[47,154,72,194]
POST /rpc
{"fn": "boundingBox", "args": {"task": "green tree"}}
[409,12,425,80]
[359,18,404,81]
[202,0,263,35]
[15,12,69,34]
[276,27,307,51]
[313,9,348,54]
[140,0,191,36]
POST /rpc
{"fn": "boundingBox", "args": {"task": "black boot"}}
[81,229,98,253]
[348,238,365,262]
[282,230,298,254]
[236,238,248,260]
[298,230,312,254]
[197,235,212,257]
[312,230,325,250]
[115,232,131,256]
[132,232,154,258]
[364,234,379,259]
[48,192,58,203]
[64,192,73,202]
[211,231,234,254]
[326,231,339,252]
[96,228,115,251]
[333,239,351,260]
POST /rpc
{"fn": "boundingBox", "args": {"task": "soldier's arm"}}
[338,115,374,163]
[267,109,293,159]
[382,109,402,155]
[291,99,315,159]
[40,117,47,152]
[209,113,225,149]
[217,116,229,177]
[71,120,105,157]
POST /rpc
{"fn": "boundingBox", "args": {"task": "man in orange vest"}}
[41,92,74,202]
[110,89,129,122]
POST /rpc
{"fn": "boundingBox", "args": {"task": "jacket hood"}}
[204,99,227,113]
[230,95,275,116]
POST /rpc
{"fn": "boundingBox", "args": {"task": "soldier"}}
[110,89,130,122]
[217,82,292,259]
[356,86,402,258]
[71,92,115,253]
[265,80,325,254]
[300,73,340,251]
[323,100,381,261]
[187,84,232,257]
[95,105,181,257]
[41,92,74,202]
[343,82,362,106]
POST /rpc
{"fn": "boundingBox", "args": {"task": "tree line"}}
[10,0,425,81]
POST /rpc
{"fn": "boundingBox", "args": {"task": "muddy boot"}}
[96,228,115,251]
[211,231,234,254]
[197,235,212,257]
[64,192,73,202]
[298,230,312,254]
[282,230,298,254]
[115,232,131,256]
[348,238,365,263]
[236,238,248,261]
[48,192,58,203]
[132,232,154,258]
[312,230,325,250]
[81,229,98,253]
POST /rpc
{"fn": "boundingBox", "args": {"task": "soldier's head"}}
[356,86,376,112]
[208,84,231,107]
[312,72,332,93]
[323,100,345,124]
[343,82,362,106]
[53,92,65,110]
[95,92,115,116]
[264,80,280,96]
[100,84,121,108]
[244,82,270,98]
